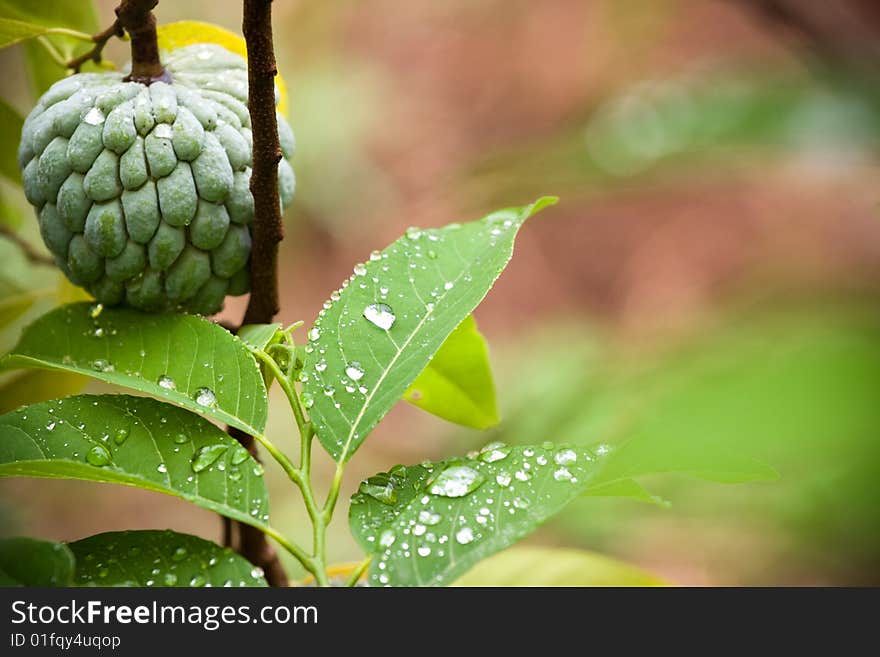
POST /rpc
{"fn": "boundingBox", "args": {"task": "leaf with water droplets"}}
[404,315,498,429]
[1,303,268,436]
[0,537,75,586]
[452,547,666,586]
[0,394,270,529]
[306,197,557,462]
[69,530,268,587]
[349,441,607,586]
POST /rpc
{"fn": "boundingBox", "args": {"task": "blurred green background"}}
[1,0,879,585]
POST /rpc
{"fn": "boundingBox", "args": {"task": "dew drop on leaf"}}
[85,444,111,467]
[353,263,367,276]
[379,530,396,547]
[554,449,577,465]
[113,427,129,445]
[428,464,485,498]
[455,527,475,545]
[345,362,365,381]
[193,387,217,408]
[191,445,228,473]
[157,375,177,391]
[478,441,510,463]
[363,303,396,330]
[230,446,250,465]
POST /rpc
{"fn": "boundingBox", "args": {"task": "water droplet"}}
[512,496,530,509]
[428,464,485,498]
[91,359,112,372]
[323,384,335,396]
[554,448,577,465]
[379,530,396,547]
[406,226,423,240]
[478,441,510,463]
[89,303,104,318]
[443,281,454,291]
[193,387,217,408]
[157,463,168,474]
[314,359,327,372]
[595,443,611,456]
[230,446,250,465]
[353,263,367,276]
[189,575,206,587]
[113,427,129,445]
[369,250,382,262]
[46,421,56,431]
[515,470,531,482]
[85,444,111,467]
[171,546,188,561]
[308,327,321,341]
[412,524,427,536]
[359,473,398,505]
[363,303,396,330]
[345,362,365,381]
[157,375,176,390]
[417,546,431,557]
[163,573,178,586]
[301,392,314,409]
[418,510,442,525]
[455,527,475,545]
[495,471,512,487]
[553,467,573,482]
[191,445,228,473]
[84,107,105,125]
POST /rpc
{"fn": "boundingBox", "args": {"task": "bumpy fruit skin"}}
[18,43,296,314]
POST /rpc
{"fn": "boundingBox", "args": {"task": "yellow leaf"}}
[156,20,290,118]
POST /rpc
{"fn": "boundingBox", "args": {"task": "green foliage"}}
[304,197,556,463]
[349,443,609,586]
[2,302,269,435]
[453,547,666,586]
[0,16,54,49]
[0,536,75,586]
[0,98,23,185]
[404,315,498,429]
[69,530,267,587]
[0,395,270,529]
[0,0,99,97]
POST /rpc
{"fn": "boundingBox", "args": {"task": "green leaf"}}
[452,547,666,586]
[0,16,51,48]
[69,530,268,587]
[0,99,23,184]
[0,536,75,586]
[582,478,669,506]
[306,197,557,462]
[404,315,498,429]
[238,323,283,351]
[349,441,606,586]
[0,394,270,529]
[0,0,100,97]
[1,303,269,436]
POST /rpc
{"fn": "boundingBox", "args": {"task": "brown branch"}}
[66,19,125,73]
[0,226,55,267]
[242,0,284,326]
[228,0,288,587]
[115,0,169,85]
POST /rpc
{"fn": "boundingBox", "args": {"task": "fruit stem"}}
[115,0,170,85]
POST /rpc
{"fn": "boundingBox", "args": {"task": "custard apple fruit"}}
[18,43,296,315]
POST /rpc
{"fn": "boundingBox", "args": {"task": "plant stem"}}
[115,0,169,84]
[345,557,372,587]
[35,37,68,69]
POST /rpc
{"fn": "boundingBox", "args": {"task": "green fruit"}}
[18,43,296,314]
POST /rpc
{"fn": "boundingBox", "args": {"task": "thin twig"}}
[66,19,125,73]
[0,227,55,267]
